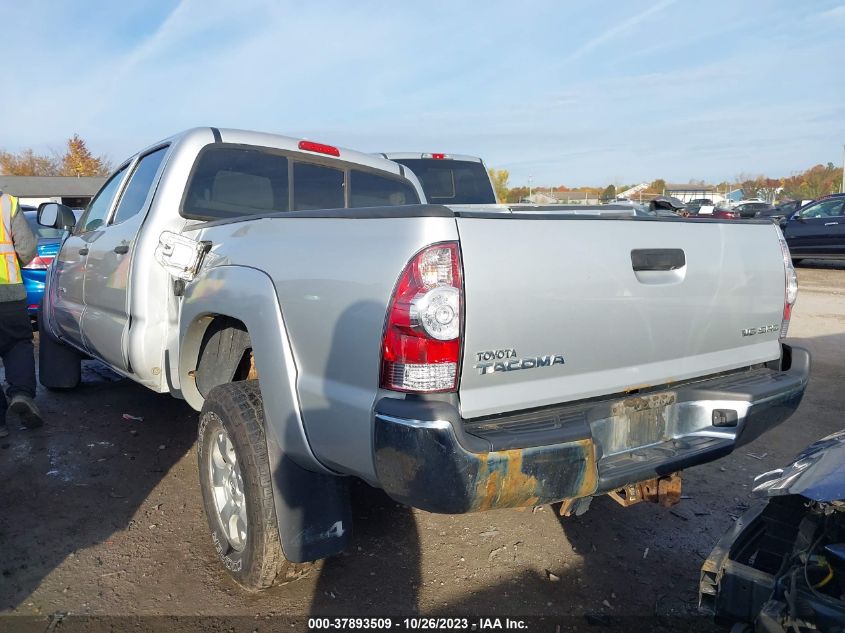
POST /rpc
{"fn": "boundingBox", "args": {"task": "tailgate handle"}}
[631,249,685,271]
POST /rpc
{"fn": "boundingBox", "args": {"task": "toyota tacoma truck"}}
[37,127,810,590]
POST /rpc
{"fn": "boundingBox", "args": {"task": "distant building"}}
[664,183,725,204]
[0,175,106,209]
[524,191,600,205]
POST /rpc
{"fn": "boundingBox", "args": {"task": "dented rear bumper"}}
[373,344,810,514]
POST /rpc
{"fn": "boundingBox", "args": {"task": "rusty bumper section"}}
[374,406,597,514]
[373,345,810,515]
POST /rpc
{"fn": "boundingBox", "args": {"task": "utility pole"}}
[528,175,533,199]
[841,144,845,193]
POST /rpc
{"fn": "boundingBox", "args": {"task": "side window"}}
[183,147,289,220]
[293,163,344,211]
[349,170,420,208]
[827,200,845,218]
[111,146,168,225]
[76,166,128,233]
[799,199,845,219]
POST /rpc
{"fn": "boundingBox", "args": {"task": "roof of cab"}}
[379,152,484,163]
[165,127,406,177]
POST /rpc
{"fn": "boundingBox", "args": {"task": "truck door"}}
[52,165,129,349]
[81,146,168,372]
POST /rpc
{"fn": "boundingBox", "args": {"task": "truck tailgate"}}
[456,216,785,419]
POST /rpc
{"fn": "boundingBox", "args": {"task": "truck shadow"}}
[0,357,196,610]
[308,482,422,614]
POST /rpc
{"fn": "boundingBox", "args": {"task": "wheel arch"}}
[180,265,351,563]
[178,264,329,474]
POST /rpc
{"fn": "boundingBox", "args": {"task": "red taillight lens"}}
[24,255,54,270]
[422,152,450,160]
[774,225,798,338]
[298,140,340,157]
[380,242,463,392]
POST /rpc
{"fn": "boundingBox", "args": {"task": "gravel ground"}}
[1,261,843,633]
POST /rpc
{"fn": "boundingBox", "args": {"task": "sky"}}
[3,0,845,187]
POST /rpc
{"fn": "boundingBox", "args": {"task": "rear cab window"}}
[182,144,420,220]
[392,158,496,204]
[293,163,344,210]
[183,147,289,219]
[349,170,418,207]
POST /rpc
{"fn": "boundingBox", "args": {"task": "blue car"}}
[21,207,64,317]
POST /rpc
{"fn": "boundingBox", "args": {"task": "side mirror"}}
[38,202,76,231]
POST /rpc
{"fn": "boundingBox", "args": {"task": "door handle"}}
[78,248,89,256]
[631,248,686,271]
[113,245,129,254]
[824,222,839,226]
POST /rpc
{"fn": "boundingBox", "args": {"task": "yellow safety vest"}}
[0,193,23,285]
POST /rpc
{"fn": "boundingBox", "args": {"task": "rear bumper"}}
[373,344,810,513]
[23,271,46,316]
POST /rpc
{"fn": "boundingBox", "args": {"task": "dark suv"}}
[781,193,845,262]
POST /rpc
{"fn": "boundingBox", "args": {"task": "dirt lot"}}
[1,262,843,632]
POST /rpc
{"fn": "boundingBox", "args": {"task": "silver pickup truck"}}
[36,127,809,590]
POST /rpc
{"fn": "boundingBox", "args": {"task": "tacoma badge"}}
[474,350,565,375]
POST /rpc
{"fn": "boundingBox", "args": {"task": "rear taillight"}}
[422,153,450,160]
[380,242,463,392]
[774,225,798,338]
[24,255,54,270]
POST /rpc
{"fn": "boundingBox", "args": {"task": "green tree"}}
[600,184,616,201]
[650,179,666,194]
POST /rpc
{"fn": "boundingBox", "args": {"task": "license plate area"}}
[594,392,677,457]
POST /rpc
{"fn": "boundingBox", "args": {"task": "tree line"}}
[0,135,111,177]
[489,163,844,204]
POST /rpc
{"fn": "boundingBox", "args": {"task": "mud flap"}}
[272,454,352,563]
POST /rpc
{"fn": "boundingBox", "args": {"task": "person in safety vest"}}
[0,190,41,437]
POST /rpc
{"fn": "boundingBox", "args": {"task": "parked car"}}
[736,202,775,219]
[712,207,741,219]
[756,199,813,222]
[649,195,687,215]
[781,193,845,262]
[20,206,65,316]
[685,198,715,214]
[700,430,845,632]
[38,127,808,590]
[379,152,497,205]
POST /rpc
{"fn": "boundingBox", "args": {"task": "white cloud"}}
[564,0,676,62]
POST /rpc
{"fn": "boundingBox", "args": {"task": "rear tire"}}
[37,307,81,390]
[198,380,305,590]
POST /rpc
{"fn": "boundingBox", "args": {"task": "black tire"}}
[197,380,294,590]
[37,307,81,390]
